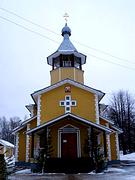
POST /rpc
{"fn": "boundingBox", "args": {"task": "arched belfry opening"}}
[52,54,82,70]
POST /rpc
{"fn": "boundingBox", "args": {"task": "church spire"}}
[57,23,77,52]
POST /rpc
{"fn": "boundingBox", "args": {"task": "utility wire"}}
[0,15,135,71]
[0,7,134,65]
[74,40,135,65]
[0,7,60,36]
[85,53,135,71]
[0,16,59,44]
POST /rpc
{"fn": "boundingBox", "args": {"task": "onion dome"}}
[62,23,71,36]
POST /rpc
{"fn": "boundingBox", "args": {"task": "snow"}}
[120,152,135,161]
[88,171,104,175]
[0,139,14,148]
[5,155,15,167]
[88,167,126,175]
[15,169,31,174]
[105,167,127,173]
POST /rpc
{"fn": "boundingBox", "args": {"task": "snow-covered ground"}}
[15,169,31,174]
[9,152,135,179]
[120,152,135,161]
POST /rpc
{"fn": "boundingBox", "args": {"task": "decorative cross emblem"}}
[59,95,77,113]
[63,13,69,22]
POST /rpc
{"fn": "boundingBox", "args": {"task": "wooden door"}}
[61,133,77,159]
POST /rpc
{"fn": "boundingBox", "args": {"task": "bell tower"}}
[47,23,86,85]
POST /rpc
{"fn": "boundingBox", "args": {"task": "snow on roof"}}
[0,139,14,148]
[32,78,105,103]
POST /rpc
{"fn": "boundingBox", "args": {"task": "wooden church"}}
[13,23,122,172]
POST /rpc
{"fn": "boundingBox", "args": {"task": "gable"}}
[39,83,97,124]
[27,113,112,135]
[32,79,105,103]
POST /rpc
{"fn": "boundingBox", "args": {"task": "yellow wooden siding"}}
[50,68,60,84]
[110,132,117,160]
[40,84,96,124]
[50,67,84,84]
[74,68,84,84]
[17,118,37,162]
[33,106,37,116]
[29,118,37,129]
[18,127,26,161]
[27,118,37,161]
[100,118,108,126]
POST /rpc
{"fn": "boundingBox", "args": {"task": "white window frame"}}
[65,106,71,113]
[71,101,77,106]
[59,95,77,114]
[60,101,65,106]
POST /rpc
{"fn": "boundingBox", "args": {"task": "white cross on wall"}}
[59,95,77,113]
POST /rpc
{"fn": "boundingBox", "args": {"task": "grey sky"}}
[0,0,135,119]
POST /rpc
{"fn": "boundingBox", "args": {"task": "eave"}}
[111,125,123,134]
[31,79,105,104]
[26,113,112,135]
[47,51,86,66]
[12,115,37,134]
[100,116,114,125]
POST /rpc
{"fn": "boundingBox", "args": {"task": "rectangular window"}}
[60,101,65,106]
[66,101,70,106]
[71,101,76,106]
[65,95,71,100]
[65,106,71,113]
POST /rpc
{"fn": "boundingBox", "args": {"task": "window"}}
[59,95,76,114]
[71,101,76,106]
[65,106,71,113]
[60,101,65,106]
[63,60,72,67]
[66,101,70,105]
[66,95,70,100]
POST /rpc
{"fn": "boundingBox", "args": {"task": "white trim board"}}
[27,113,112,135]
[31,79,105,103]
[58,124,81,158]
[12,116,37,134]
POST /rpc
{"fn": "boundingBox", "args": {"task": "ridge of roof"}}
[31,79,105,101]
[27,113,112,135]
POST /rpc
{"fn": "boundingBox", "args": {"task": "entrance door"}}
[61,133,77,159]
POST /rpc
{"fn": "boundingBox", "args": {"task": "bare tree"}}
[103,90,135,154]
[0,116,21,144]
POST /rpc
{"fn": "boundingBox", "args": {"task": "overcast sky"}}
[0,0,135,120]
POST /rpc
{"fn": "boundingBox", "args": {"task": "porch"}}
[27,114,111,173]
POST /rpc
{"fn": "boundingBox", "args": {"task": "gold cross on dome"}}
[63,13,69,22]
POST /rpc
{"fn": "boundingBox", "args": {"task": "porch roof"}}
[99,116,114,125]
[111,125,123,134]
[26,113,112,135]
[12,115,37,134]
